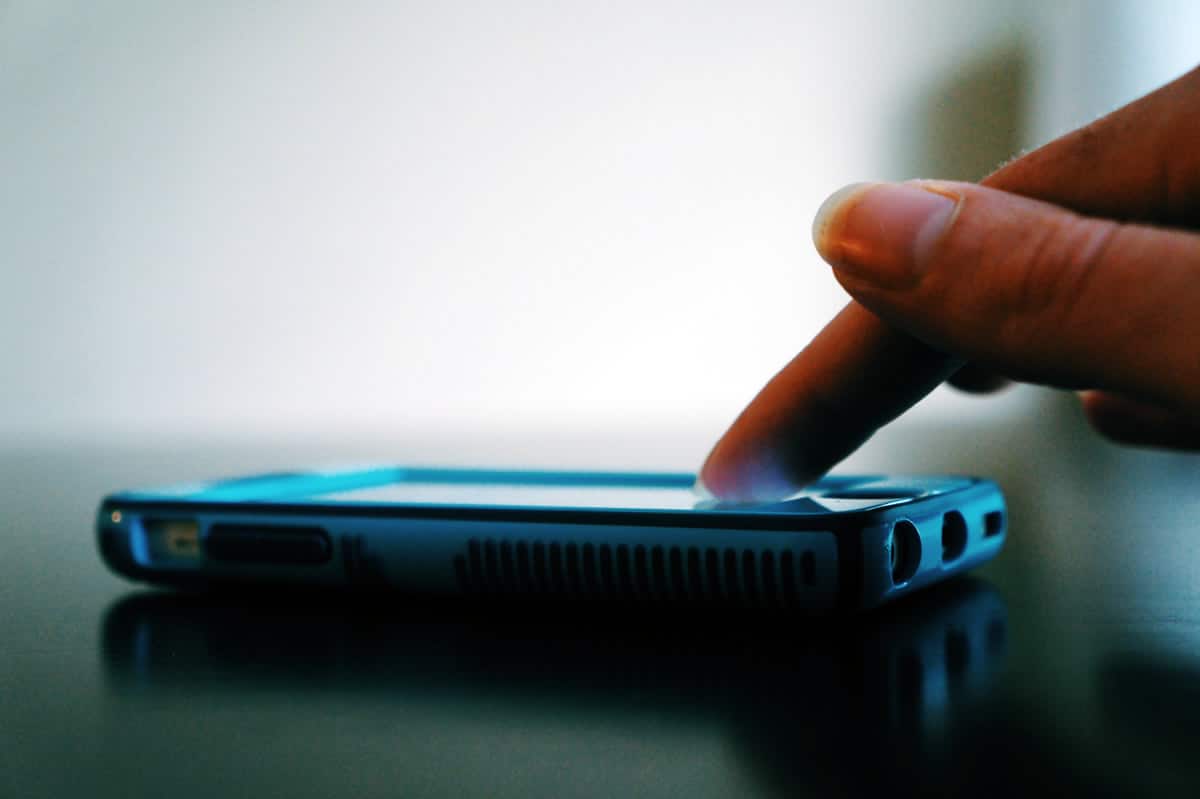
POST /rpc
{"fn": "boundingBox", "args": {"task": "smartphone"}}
[96,467,1006,612]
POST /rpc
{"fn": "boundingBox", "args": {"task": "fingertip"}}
[1076,390,1200,449]
[695,438,810,503]
[1078,391,1153,444]
[812,182,875,261]
[691,472,715,502]
[947,364,1011,394]
[1078,390,1122,434]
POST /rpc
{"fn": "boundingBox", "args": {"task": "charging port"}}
[206,524,331,565]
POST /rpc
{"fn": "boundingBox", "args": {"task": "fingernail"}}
[812,181,959,287]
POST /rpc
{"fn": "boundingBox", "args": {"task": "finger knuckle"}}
[920,204,1122,377]
[996,216,1119,353]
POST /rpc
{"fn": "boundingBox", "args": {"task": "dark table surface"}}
[5,426,1200,798]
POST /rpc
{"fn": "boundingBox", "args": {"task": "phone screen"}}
[312,481,704,511]
[122,469,963,513]
[307,479,923,513]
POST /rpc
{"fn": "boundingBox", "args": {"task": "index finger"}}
[698,302,959,500]
[698,66,1200,500]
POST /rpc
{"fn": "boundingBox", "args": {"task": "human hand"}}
[699,66,1200,501]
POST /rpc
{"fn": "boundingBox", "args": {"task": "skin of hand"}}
[699,65,1200,501]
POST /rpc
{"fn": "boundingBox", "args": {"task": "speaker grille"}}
[453,538,821,607]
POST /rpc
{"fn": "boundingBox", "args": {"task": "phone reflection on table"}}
[101,579,1007,795]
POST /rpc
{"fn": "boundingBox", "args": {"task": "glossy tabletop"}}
[5,426,1200,798]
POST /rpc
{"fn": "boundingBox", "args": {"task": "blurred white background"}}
[2,0,1198,471]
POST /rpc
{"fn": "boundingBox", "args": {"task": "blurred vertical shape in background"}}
[1,0,1197,475]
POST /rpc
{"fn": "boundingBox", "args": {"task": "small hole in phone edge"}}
[941,511,968,562]
[890,520,921,585]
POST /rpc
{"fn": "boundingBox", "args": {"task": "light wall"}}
[1,1,1196,450]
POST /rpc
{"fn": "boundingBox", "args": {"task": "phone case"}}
[96,468,1006,612]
